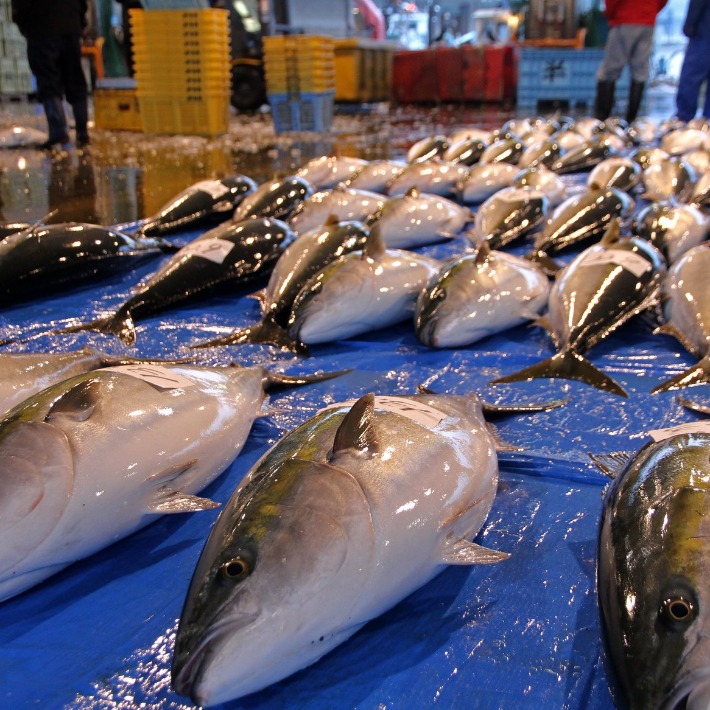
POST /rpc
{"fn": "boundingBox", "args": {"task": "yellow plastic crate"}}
[334,38,395,102]
[139,95,230,137]
[92,88,142,131]
[263,35,334,52]
[129,8,229,31]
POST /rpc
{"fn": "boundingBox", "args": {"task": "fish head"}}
[600,437,710,709]
[172,455,375,705]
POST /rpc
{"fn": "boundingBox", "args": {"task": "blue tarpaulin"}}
[0,179,702,709]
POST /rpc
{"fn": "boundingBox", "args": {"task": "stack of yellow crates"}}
[129,8,231,136]
[263,35,335,133]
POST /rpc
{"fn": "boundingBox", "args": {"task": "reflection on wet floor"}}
[0,90,676,227]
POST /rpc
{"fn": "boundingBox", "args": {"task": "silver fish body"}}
[517,139,562,169]
[690,170,710,209]
[288,248,440,343]
[232,176,314,222]
[345,160,406,193]
[633,202,708,263]
[587,157,641,192]
[0,363,285,602]
[478,138,524,165]
[642,159,697,202]
[172,391,507,705]
[406,134,448,163]
[386,160,470,198]
[288,186,385,235]
[550,134,616,174]
[443,137,487,166]
[458,162,519,205]
[367,189,472,248]
[513,165,567,206]
[415,247,550,348]
[295,156,368,190]
[0,125,48,148]
[598,432,710,710]
[661,128,709,156]
[472,186,548,249]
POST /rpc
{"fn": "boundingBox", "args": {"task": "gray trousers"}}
[597,25,654,82]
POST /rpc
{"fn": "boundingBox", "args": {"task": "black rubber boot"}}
[594,80,616,121]
[626,80,645,123]
[71,97,90,147]
[40,97,70,149]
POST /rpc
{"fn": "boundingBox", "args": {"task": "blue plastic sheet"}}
[0,188,703,709]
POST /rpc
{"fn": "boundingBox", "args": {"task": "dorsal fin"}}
[405,187,420,199]
[45,378,102,423]
[325,214,340,226]
[600,218,621,246]
[363,224,387,259]
[588,451,634,478]
[474,240,491,265]
[328,393,379,460]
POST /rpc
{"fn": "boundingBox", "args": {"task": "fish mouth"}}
[661,668,710,710]
[172,611,259,704]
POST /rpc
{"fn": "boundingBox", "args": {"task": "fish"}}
[571,117,604,141]
[0,125,48,149]
[513,165,566,206]
[517,139,562,169]
[493,222,665,396]
[386,160,470,199]
[680,149,710,178]
[406,135,448,163]
[193,218,369,352]
[652,243,710,392]
[344,160,406,193]
[288,185,385,235]
[661,128,709,156]
[0,222,170,307]
[549,134,616,174]
[442,137,487,165]
[551,129,586,152]
[295,156,368,190]
[595,430,710,710]
[630,147,669,171]
[172,388,544,705]
[366,187,472,249]
[0,362,343,602]
[586,157,641,192]
[53,218,295,346]
[690,170,710,209]
[633,202,708,264]
[415,242,550,348]
[449,127,492,145]
[626,117,658,145]
[137,175,258,237]
[0,348,187,415]
[287,230,440,344]
[642,159,696,202]
[232,176,313,222]
[470,186,548,249]
[458,162,519,205]
[478,138,524,165]
[531,186,635,260]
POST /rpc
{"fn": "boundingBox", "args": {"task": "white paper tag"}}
[107,365,197,390]
[580,249,651,278]
[649,421,710,441]
[182,238,235,264]
[323,395,447,429]
[194,179,230,200]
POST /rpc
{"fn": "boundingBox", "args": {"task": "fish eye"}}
[660,595,696,629]
[220,556,252,580]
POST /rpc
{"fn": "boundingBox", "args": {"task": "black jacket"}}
[11,0,88,38]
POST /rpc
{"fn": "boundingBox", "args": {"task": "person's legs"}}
[60,34,90,146]
[676,38,706,122]
[595,27,629,120]
[26,36,69,147]
[625,25,653,122]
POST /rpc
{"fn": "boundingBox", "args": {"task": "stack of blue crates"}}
[517,48,636,113]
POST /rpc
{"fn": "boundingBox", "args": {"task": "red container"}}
[483,44,517,103]
[435,46,465,102]
[461,45,485,102]
[391,49,438,103]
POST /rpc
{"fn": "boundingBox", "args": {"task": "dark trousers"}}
[676,35,710,121]
[26,33,87,103]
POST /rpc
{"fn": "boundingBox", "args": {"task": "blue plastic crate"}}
[268,91,334,133]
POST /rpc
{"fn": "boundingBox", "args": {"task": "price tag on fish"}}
[106,365,197,390]
[648,421,710,441]
[580,249,652,278]
[193,179,231,200]
[182,238,235,264]
[323,396,447,429]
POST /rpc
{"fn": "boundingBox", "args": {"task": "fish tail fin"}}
[651,356,710,394]
[490,350,628,397]
[192,318,308,354]
[263,367,352,390]
[55,311,137,347]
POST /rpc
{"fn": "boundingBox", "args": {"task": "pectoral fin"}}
[45,377,102,423]
[441,538,510,565]
[148,490,220,514]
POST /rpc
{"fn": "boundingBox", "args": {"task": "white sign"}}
[194,179,230,200]
[580,249,652,278]
[323,395,447,429]
[107,365,197,390]
[182,238,235,264]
